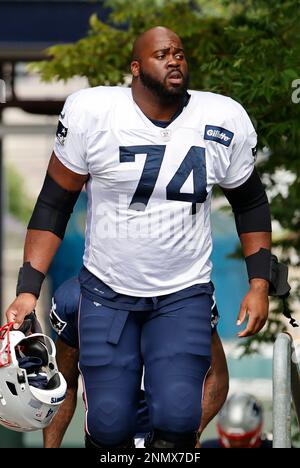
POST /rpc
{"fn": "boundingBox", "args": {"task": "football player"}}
[7,27,271,449]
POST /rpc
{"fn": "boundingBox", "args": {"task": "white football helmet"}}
[217,392,263,448]
[0,323,67,432]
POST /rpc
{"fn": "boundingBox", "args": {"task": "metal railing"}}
[273,333,300,448]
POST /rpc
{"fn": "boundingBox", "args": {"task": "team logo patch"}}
[49,298,67,335]
[56,120,68,146]
[204,125,234,147]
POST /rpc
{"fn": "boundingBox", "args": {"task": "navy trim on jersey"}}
[149,92,191,128]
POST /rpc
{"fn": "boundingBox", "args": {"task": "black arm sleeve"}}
[28,173,81,240]
[221,168,272,235]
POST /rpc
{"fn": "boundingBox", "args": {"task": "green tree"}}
[30,0,300,352]
[6,165,34,225]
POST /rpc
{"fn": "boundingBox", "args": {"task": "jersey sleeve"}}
[219,102,257,189]
[53,93,88,175]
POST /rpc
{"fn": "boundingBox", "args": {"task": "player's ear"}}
[131,60,140,78]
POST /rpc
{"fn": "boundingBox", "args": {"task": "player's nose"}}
[167,54,180,67]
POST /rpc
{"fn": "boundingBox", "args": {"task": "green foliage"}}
[29,0,300,353]
[28,18,131,86]
[6,165,34,225]
[28,0,232,87]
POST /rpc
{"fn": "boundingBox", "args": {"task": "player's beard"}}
[139,68,189,103]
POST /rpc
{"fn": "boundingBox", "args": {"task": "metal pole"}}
[291,340,300,427]
[273,333,292,448]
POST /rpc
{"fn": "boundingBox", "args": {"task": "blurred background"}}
[0,0,299,448]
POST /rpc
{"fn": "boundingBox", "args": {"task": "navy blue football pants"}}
[79,267,214,446]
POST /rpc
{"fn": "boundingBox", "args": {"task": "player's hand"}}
[236,279,269,337]
[6,293,37,329]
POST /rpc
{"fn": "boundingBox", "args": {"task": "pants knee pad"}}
[85,433,135,449]
[151,383,203,433]
[86,399,137,446]
[145,429,198,449]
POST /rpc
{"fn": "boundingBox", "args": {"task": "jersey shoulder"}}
[189,90,249,123]
[68,85,130,105]
[63,86,131,133]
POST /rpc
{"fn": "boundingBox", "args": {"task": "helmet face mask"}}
[0,326,67,432]
[217,393,263,448]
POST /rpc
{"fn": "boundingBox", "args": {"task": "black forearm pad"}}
[16,262,45,298]
[222,168,267,213]
[28,173,81,240]
[245,248,271,282]
[234,203,271,235]
[222,168,271,235]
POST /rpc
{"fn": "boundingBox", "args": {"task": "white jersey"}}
[54,86,256,296]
